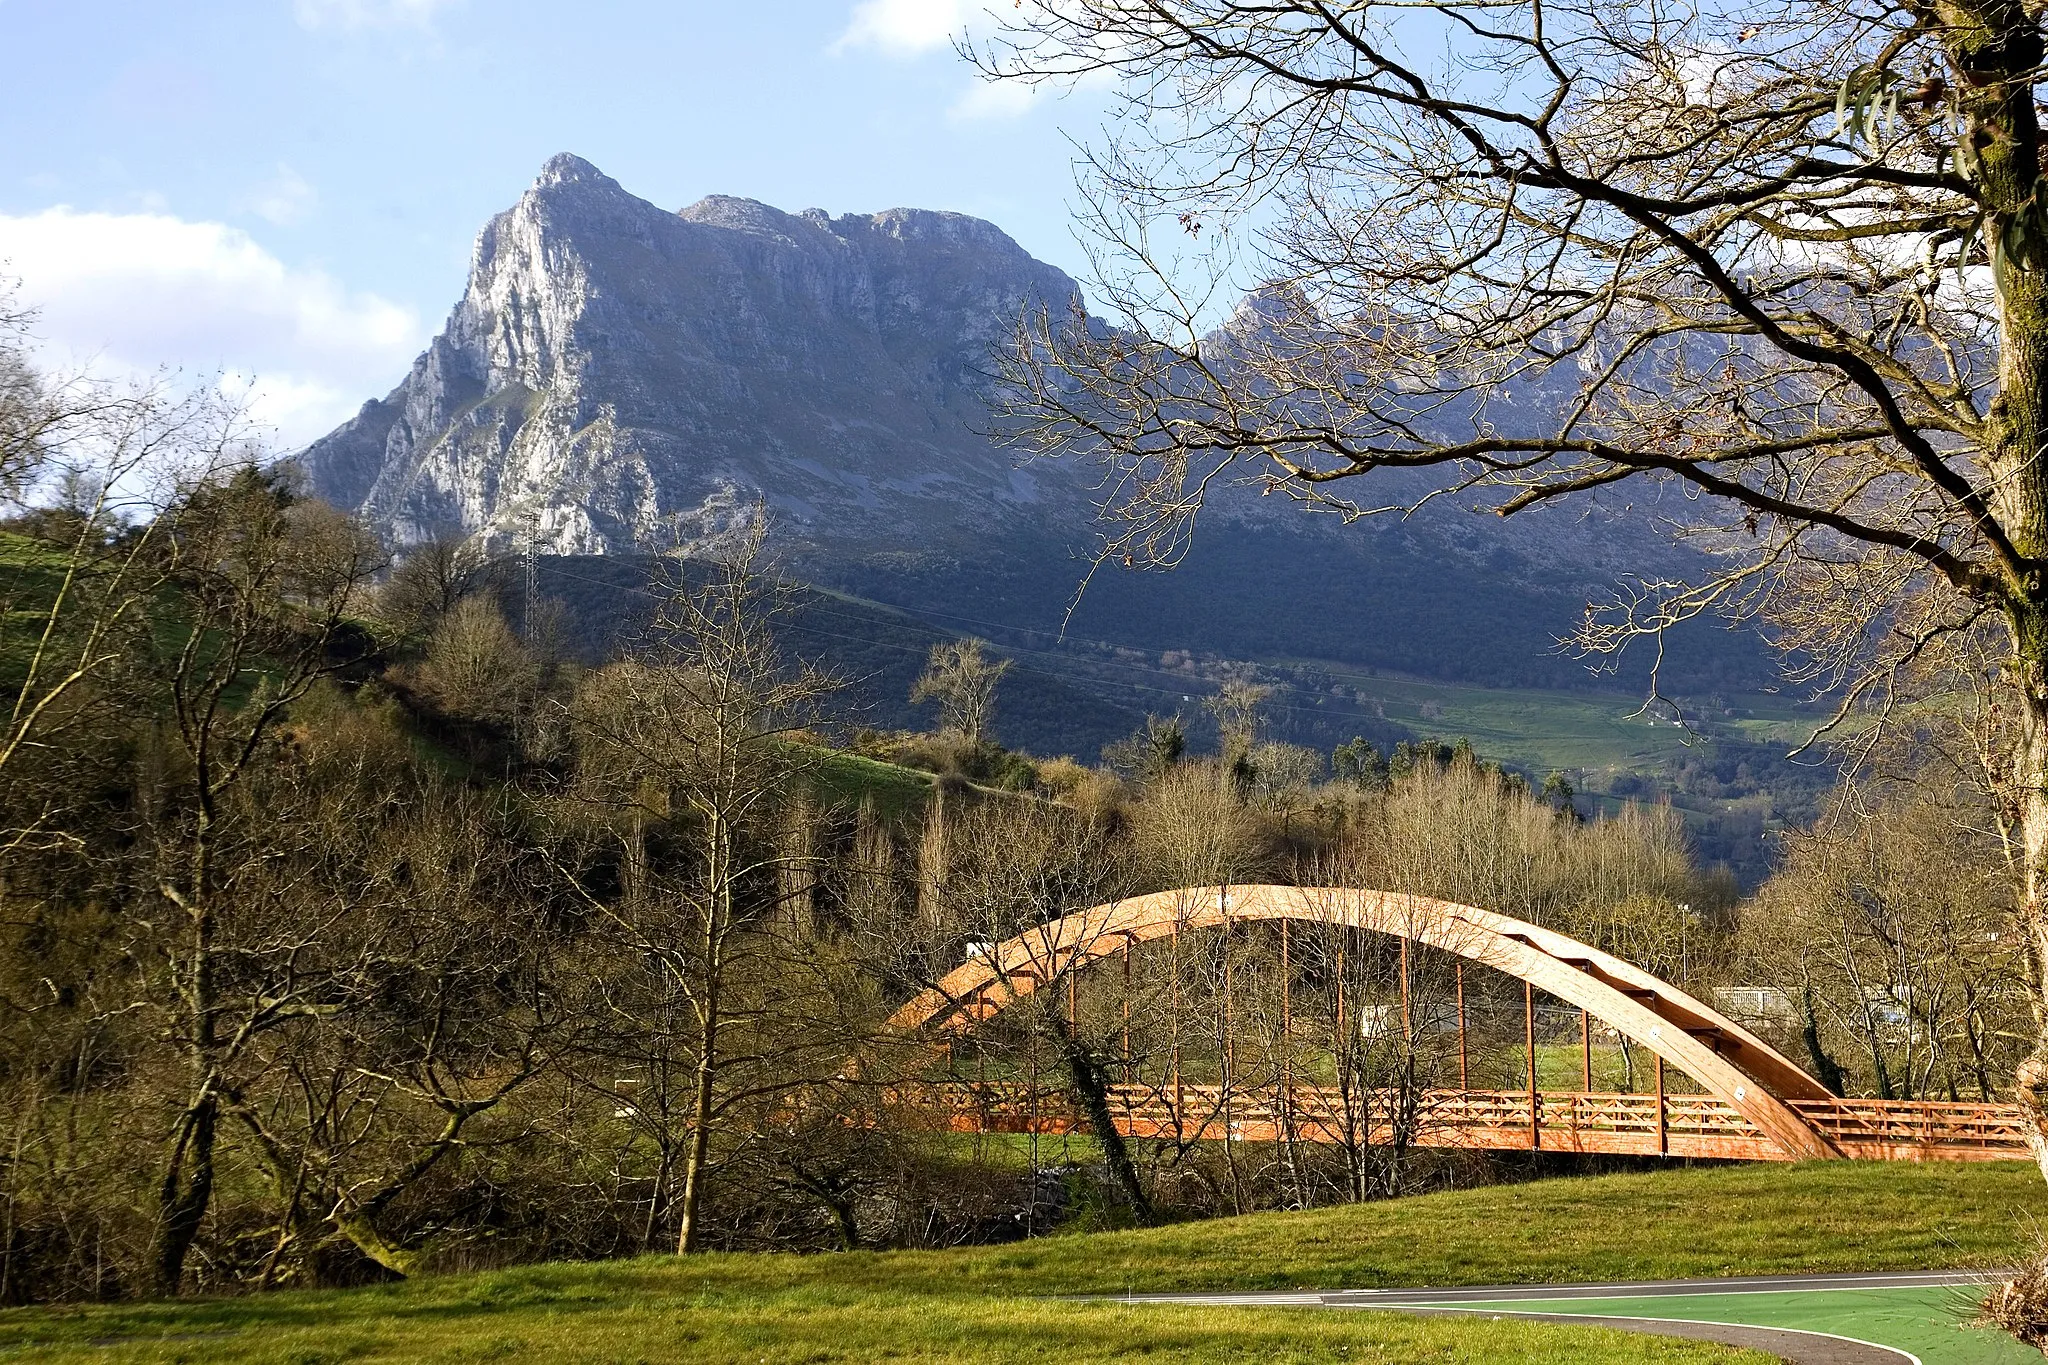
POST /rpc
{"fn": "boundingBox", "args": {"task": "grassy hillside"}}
[819,521,1781,697]
[0,1275,1761,1364]
[1277,662,1838,883]
[28,1161,2037,1364]
[914,1162,2038,1296]
[519,552,1816,881]
[533,556,1150,761]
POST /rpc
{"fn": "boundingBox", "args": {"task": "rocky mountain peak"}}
[860,205,1025,254]
[536,152,615,189]
[676,193,818,240]
[286,155,1733,706]
[293,156,1085,557]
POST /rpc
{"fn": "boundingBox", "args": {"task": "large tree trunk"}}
[1943,0,2048,1179]
[674,1035,717,1253]
[1798,986,1848,1098]
[1058,1029,1153,1224]
[151,827,220,1297]
[2008,673,2048,1177]
[1991,216,2048,1176]
[643,1141,675,1252]
[676,814,729,1256]
[151,1089,216,1296]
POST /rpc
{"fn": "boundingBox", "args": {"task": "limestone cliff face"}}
[295,156,1744,692]
[296,154,1086,556]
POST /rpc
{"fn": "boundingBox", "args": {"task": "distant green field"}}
[1291,661,1819,776]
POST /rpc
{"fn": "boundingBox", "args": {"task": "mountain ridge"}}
[292,155,1771,698]
[296,152,1088,561]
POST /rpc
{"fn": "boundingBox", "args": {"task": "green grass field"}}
[0,1164,2037,1364]
[808,747,936,819]
[1293,662,1819,775]
[0,1273,1766,1365]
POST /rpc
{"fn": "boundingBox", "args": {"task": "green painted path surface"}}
[1432,1286,2027,1364]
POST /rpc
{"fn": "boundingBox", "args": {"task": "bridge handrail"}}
[880,1080,2031,1156]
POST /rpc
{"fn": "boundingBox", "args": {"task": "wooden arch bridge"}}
[887,885,2033,1163]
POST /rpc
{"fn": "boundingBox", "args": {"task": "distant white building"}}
[1712,986,1796,1026]
[1357,1000,1460,1038]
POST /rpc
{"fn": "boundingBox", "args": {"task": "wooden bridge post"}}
[1121,939,1132,1084]
[1526,980,1539,1151]
[1336,942,1347,1038]
[1280,919,1292,1131]
[1400,936,1411,1035]
[1581,1007,1592,1092]
[1222,916,1234,1147]
[1170,922,1183,1132]
[1655,1052,1667,1156]
[1456,961,1467,1089]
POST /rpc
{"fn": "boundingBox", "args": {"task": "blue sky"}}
[0,1,1102,446]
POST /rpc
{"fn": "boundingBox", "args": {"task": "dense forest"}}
[0,337,2027,1306]
[0,317,2015,1301]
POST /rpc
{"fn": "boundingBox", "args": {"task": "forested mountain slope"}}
[293,155,1769,698]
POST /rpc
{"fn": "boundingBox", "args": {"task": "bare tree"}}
[221,773,564,1281]
[560,527,841,1253]
[976,0,2048,1164]
[410,595,538,729]
[0,309,232,853]
[137,466,385,1294]
[1744,767,2029,1101]
[377,536,492,634]
[910,638,1012,746]
[943,797,1154,1220]
[1296,886,1476,1202]
[1205,681,1267,782]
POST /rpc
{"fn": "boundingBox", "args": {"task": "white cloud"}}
[240,165,318,226]
[0,208,425,449]
[838,3,1077,121]
[835,0,981,57]
[293,0,460,31]
[949,79,1039,122]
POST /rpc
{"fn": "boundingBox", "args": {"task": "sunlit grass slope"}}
[0,1273,1764,1365]
[1,1164,2034,1364]
[778,1161,2043,1298]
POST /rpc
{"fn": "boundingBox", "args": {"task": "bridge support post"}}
[1456,962,1467,1089]
[1581,1008,1592,1092]
[1222,919,1234,1152]
[1279,920,1292,1139]
[1121,940,1132,1084]
[1400,936,1410,1035]
[1656,1053,1667,1155]
[1170,923,1183,1136]
[1337,943,1346,1037]
[1526,981,1539,1151]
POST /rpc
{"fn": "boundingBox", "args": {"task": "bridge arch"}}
[889,884,1840,1161]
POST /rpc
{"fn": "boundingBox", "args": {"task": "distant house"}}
[1711,987,1796,1027]
[1357,1000,1461,1038]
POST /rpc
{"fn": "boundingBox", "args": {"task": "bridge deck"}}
[903,1083,2032,1162]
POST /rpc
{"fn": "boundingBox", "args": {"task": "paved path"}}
[1117,1270,2002,1365]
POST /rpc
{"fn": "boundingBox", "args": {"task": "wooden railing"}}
[891,1081,2034,1162]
